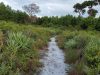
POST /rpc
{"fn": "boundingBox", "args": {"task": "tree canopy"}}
[23,3,40,17]
[0,2,29,23]
[73,0,99,17]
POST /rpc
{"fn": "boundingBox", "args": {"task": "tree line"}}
[35,15,100,31]
[0,2,30,23]
[0,2,100,31]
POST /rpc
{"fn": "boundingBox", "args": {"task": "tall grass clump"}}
[0,31,41,75]
[7,32,33,51]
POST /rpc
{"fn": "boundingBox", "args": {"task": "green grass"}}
[57,30,100,75]
[0,21,56,75]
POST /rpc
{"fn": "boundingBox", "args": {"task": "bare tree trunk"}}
[79,11,82,17]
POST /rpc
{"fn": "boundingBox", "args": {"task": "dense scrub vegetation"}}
[0,21,55,75]
[57,31,100,75]
[36,16,100,31]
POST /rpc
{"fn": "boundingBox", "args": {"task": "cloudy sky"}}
[0,0,100,17]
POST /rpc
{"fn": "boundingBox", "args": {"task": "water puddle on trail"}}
[39,37,69,75]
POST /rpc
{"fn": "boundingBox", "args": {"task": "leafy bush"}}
[64,34,87,64]
[84,36,100,75]
[65,39,77,49]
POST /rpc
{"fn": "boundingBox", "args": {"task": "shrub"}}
[65,49,79,63]
[65,39,77,49]
[73,35,88,49]
[7,32,34,51]
[84,36,100,75]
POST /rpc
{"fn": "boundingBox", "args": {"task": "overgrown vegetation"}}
[57,31,100,75]
[0,21,55,75]
[0,1,100,75]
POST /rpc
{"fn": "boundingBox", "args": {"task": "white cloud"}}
[0,0,100,17]
[0,0,8,5]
